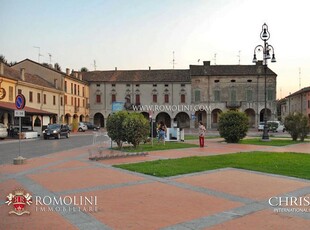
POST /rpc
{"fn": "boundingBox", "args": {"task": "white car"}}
[0,123,8,139]
[78,122,88,132]
[258,122,264,131]
[268,121,285,132]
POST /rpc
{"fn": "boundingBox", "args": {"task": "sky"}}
[1,0,309,99]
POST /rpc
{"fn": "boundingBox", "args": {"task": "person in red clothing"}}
[198,121,206,147]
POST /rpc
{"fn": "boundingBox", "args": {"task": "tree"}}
[0,55,7,64]
[123,113,149,148]
[284,112,310,141]
[106,111,128,148]
[80,67,88,72]
[218,110,249,143]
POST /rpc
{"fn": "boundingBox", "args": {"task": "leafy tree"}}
[123,113,149,148]
[218,110,249,143]
[284,113,310,141]
[106,111,128,148]
[0,55,7,64]
[80,67,88,72]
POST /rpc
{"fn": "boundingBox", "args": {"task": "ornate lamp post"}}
[252,23,276,141]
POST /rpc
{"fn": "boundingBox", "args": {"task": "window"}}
[126,84,130,87]
[153,84,157,87]
[246,90,253,102]
[231,79,236,83]
[71,97,73,105]
[82,99,85,107]
[136,84,140,87]
[18,89,22,95]
[64,81,67,92]
[60,97,63,106]
[112,94,116,103]
[43,94,47,104]
[37,93,40,103]
[9,86,13,101]
[194,90,201,102]
[164,84,169,87]
[214,80,220,83]
[214,90,220,102]
[78,98,80,107]
[74,84,77,95]
[78,85,80,96]
[247,79,252,82]
[135,94,140,104]
[96,95,101,103]
[64,95,67,105]
[82,87,85,97]
[153,94,157,103]
[181,94,185,103]
[231,90,236,102]
[267,89,274,101]
[96,84,100,87]
[164,94,169,103]
[53,95,56,105]
[71,83,73,94]
[29,92,33,102]
[181,84,185,87]
[112,84,115,87]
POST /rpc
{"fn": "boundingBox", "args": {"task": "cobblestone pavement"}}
[0,139,309,229]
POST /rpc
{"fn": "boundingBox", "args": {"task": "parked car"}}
[43,124,70,139]
[85,122,100,130]
[0,123,8,140]
[267,121,285,132]
[78,122,88,132]
[258,122,264,131]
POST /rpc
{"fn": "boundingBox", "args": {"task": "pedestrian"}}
[198,121,206,147]
[157,121,167,145]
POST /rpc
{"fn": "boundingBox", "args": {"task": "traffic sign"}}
[14,110,25,117]
[15,94,26,110]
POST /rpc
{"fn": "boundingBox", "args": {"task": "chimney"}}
[20,68,25,81]
[74,72,78,78]
[149,66,151,70]
[115,67,117,71]
[66,68,70,75]
[79,73,82,80]
[203,61,210,66]
[0,62,4,75]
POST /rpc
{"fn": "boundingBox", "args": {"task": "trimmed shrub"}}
[106,111,128,148]
[218,110,249,143]
[123,113,149,148]
[284,113,310,141]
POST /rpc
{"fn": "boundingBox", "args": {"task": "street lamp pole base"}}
[13,156,27,165]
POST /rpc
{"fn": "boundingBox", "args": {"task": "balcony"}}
[226,101,241,109]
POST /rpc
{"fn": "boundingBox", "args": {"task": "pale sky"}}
[1,0,309,99]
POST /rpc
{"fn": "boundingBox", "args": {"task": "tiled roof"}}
[286,86,310,98]
[81,69,191,83]
[0,101,56,115]
[190,61,277,76]
[1,64,56,89]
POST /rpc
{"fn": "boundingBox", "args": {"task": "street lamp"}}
[252,23,276,141]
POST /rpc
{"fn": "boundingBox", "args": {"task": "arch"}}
[156,112,171,127]
[174,112,190,128]
[211,109,222,129]
[259,108,271,122]
[194,110,207,128]
[79,114,84,122]
[94,112,104,128]
[245,108,256,128]
[141,112,149,120]
[64,113,71,125]
[34,116,41,127]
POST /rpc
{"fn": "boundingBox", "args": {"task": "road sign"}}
[14,110,25,117]
[15,94,26,110]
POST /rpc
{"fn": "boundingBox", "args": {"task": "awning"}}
[0,101,56,116]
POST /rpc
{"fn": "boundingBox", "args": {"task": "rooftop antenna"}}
[93,60,97,70]
[33,46,43,63]
[299,67,301,89]
[171,51,176,69]
[213,53,217,65]
[48,53,52,65]
[237,50,241,65]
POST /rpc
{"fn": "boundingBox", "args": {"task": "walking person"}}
[198,121,206,147]
[157,121,167,145]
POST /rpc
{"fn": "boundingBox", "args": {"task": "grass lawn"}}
[239,138,303,146]
[114,141,198,152]
[115,151,310,180]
